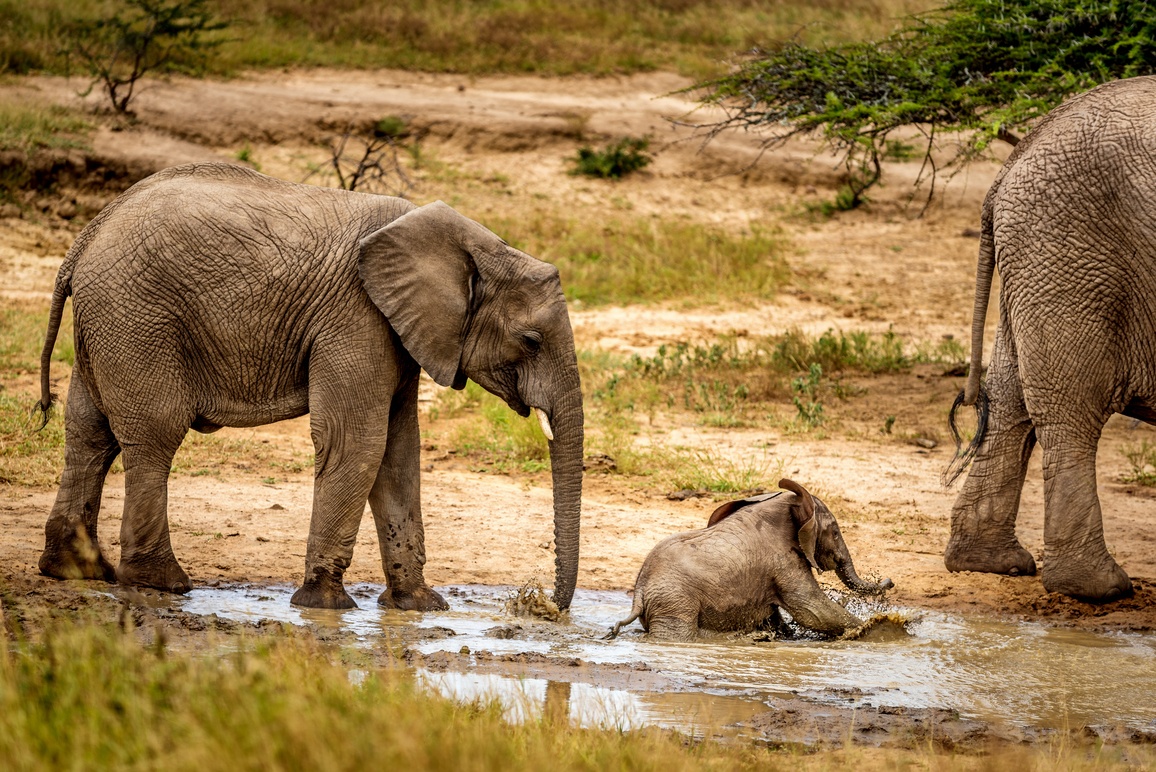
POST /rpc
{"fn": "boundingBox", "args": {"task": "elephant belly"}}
[1123,398,1156,426]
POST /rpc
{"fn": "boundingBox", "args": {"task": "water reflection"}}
[168,583,1156,734]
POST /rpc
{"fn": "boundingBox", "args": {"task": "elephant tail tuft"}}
[943,383,990,487]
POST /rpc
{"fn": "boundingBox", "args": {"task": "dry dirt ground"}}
[2,68,1155,640]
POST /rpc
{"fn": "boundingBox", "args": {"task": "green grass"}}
[0,303,72,486]
[442,381,551,473]
[0,95,92,202]
[2,0,936,80]
[666,447,781,494]
[0,619,760,771]
[488,213,790,307]
[0,97,92,154]
[1121,440,1156,486]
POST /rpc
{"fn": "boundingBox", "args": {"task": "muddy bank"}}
[5,572,1154,753]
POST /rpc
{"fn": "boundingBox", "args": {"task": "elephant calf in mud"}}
[607,479,892,641]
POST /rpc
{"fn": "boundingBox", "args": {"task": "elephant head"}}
[358,201,583,609]
[709,478,892,596]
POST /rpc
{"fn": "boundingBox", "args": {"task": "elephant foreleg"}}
[40,372,119,582]
[946,326,1038,576]
[779,575,862,637]
[369,373,448,612]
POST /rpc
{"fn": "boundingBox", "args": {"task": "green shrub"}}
[570,137,652,179]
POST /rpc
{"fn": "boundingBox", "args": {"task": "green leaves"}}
[692,0,1156,207]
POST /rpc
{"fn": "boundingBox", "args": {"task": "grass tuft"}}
[489,213,790,306]
[667,447,781,494]
[447,381,550,473]
[0,97,91,154]
[1121,440,1156,486]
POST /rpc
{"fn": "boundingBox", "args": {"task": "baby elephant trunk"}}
[834,556,893,596]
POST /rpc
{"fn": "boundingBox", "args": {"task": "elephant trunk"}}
[546,371,583,611]
[834,556,893,596]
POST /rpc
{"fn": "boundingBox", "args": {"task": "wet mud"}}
[5,573,1152,751]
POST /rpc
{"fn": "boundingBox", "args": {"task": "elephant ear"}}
[359,201,502,387]
[706,492,781,527]
[779,478,819,570]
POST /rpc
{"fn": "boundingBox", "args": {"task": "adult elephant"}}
[946,77,1156,602]
[36,163,583,611]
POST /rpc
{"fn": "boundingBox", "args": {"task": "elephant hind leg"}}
[40,372,120,582]
[113,411,192,594]
[645,616,698,642]
[1036,418,1131,601]
[946,328,1038,576]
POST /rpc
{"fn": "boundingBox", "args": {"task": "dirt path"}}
[2,68,1154,633]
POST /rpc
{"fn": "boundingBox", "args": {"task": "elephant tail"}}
[604,591,644,640]
[35,265,73,430]
[963,194,997,407]
[943,382,990,487]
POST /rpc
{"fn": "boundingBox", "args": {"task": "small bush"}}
[791,362,825,427]
[570,137,652,179]
[64,0,228,115]
[1122,440,1156,486]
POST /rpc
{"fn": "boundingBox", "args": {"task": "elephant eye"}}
[521,331,543,353]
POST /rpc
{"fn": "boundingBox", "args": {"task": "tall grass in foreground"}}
[4,0,936,79]
[0,620,1148,771]
[0,621,769,771]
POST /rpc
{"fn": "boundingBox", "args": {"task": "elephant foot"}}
[944,536,1037,577]
[1042,552,1133,603]
[291,568,356,610]
[39,538,116,583]
[116,555,192,594]
[378,584,449,612]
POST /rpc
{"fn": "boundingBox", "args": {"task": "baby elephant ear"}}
[779,478,819,569]
[706,491,780,527]
[359,201,498,387]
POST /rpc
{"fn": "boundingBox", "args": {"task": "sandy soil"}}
[2,68,1154,637]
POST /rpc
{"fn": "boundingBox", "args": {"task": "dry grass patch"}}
[2,0,937,79]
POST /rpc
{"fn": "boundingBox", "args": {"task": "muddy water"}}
[175,584,1156,734]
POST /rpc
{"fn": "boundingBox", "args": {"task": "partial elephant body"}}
[947,77,1156,601]
[608,480,892,641]
[38,163,584,610]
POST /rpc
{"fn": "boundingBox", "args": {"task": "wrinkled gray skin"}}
[36,163,584,611]
[946,77,1156,602]
[607,479,892,641]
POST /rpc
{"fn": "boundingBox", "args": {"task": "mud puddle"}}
[166,584,1156,740]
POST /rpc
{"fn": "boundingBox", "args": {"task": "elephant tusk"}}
[533,407,554,441]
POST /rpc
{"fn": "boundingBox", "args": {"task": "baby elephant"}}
[608,479,892,641]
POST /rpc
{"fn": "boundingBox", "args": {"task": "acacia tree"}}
[691,0,1156,208]
[66,0,227,115]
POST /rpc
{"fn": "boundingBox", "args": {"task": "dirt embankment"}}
[1,68,1154,638]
